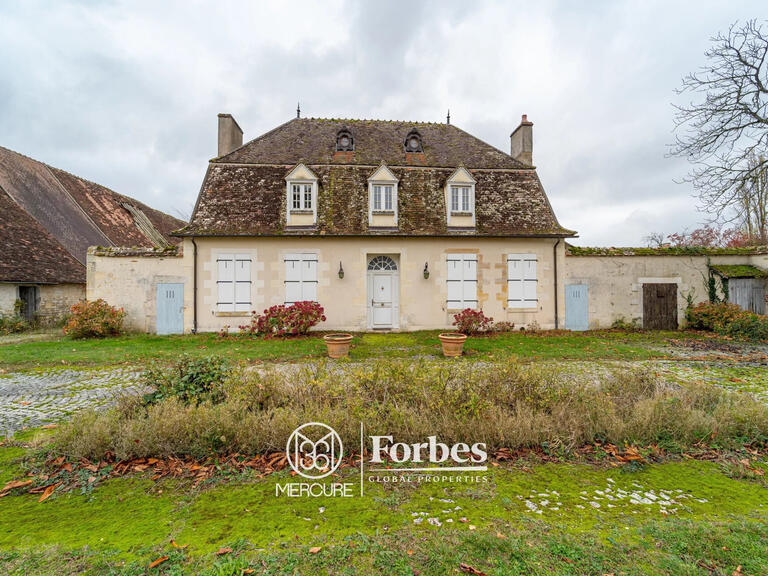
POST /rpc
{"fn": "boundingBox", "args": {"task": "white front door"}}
[367,255,399,329]
[372,273,393,327]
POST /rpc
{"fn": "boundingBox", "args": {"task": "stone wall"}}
[0,283,17,316]
[86,247,190,333]
[38,283,85,321]
[0,282,84,321]
[563,251,768,329]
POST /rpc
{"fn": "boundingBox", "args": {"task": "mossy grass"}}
[0,328,724,370]
[0,454,766,575]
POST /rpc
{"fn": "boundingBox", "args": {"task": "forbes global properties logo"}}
[286,422,343,480]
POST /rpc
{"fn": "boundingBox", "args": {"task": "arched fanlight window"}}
[404,129,423,153]
[367,255,398,271]
[336,128,354,151]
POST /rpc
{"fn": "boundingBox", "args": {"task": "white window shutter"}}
[234,258,251,311]
[463,257,477,304]
[302,257,318,302]
[217,255,234,312]
[523,257,537,303]
[508,254,536,308]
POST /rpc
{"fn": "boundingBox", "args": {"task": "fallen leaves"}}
[37,483,61,502]
[148,555,169,569]
[216,547,233,555]
[308,546,322,554]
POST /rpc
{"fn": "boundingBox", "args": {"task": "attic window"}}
[336,128,354,151]
[404,129,423,153]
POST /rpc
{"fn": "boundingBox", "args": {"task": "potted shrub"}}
[438,309,494,357]
[438,332,467,357]
[323,333,354,358]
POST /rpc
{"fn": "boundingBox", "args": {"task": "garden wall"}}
[563,249,768,329]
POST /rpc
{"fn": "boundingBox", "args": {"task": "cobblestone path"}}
[0,369,143,437]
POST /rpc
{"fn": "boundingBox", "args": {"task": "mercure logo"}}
[286,422,344,480]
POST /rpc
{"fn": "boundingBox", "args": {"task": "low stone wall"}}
[86,246,191,333]
[564,249,768,329]
[38,283,85,321]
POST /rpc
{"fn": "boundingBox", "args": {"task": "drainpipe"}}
[553,238,561,329]
[191,237,198,333]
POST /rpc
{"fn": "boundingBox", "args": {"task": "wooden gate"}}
[728,278,766,315]
[642,283,677,330]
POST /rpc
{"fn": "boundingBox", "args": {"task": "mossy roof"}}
[566,244,768,257]
[710,264,768,279]
[181,118,574,238]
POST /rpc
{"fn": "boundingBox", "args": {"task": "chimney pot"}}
[510,113,533,165]
[217,113,243,157]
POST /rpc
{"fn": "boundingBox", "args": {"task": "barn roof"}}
[0,146,186,284]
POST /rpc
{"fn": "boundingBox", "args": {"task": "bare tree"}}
[671,20,768,242]
[643,232,666,248]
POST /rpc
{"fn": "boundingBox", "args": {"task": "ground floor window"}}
[446,253,478,309]
[216,254,251,312]
[507,254,537,308]
[285,253,318,304]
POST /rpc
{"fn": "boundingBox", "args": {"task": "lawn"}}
[0,435,766,575]
[0,328,704,369]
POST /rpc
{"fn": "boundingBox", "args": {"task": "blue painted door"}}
[565,284,588,331]
[156,283,184,335]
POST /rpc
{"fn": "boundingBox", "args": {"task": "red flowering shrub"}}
[240,301,326,337]
[63,299,126,339]
[452,308,493,335]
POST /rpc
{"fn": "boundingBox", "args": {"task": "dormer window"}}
[285,163,318,226]
[445,167,476,228]
[336,128,354,151]
[404,129,423,153]
[367,163,399,227]
[450,186,471,212]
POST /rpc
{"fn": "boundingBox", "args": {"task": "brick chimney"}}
[510,114,533,165]
[217,113,243,157]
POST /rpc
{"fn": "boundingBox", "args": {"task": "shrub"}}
[452,309,493,334]
[610,317,641,331]
[52,359,768,460]
[240,301,326,337]
[142,355,232,406]
[62,299,125,339]
[491,321,516,333]
[686,302,768,341]
[0,313,29,335]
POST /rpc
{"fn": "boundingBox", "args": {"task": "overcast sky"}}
[0,1,763,245]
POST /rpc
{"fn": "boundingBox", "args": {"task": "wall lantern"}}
[423,262,430,279]
[338,261,345,279]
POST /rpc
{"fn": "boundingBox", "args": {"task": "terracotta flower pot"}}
[323,333,354,358]
[438,332,467,357]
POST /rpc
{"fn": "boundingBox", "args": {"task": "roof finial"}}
[297,102,301,118]
[446,109,451,124]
